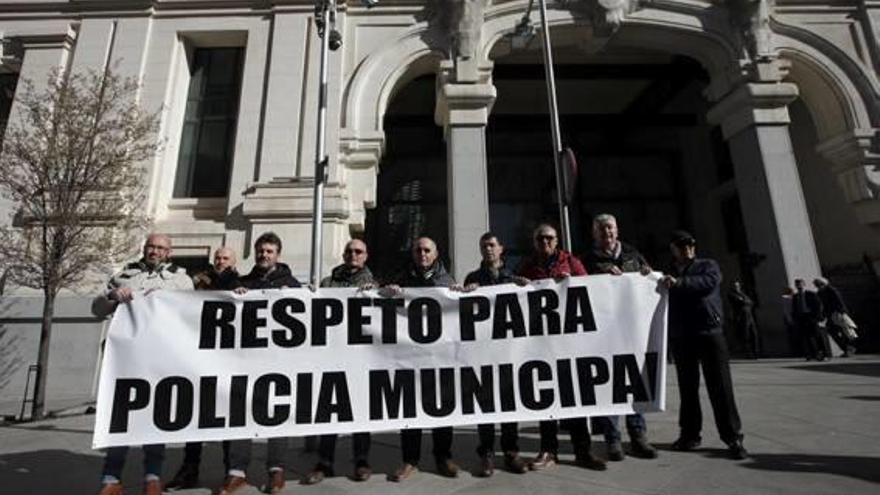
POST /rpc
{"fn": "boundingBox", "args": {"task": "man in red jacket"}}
[517,224,605,471]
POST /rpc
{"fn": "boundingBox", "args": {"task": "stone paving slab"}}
[1,357,879,494]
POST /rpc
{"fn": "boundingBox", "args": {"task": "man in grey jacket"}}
[302,239,375,485]
[93,233,194,495]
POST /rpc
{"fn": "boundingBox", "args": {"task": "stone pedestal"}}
[708,82,822,354]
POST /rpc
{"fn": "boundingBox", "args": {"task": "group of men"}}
[790,278,858,360]
[93,213,749,495]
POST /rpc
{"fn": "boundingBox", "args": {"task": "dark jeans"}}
[672,333,743,444]
[227,438,288,474]
[538,418,591,455]
[798,320,831,359]
[476,423,519,456]
[317,433,371,467]
[592,414,647,443]
[737,316,760,358]
[181,441,231,471]
[102,444,165,481]
[400,427,453,464]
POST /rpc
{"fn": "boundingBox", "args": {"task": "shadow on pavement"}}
[0,430,547,493]
[843,395,880,402]
[786,362,880,378]
[741,453,880,484]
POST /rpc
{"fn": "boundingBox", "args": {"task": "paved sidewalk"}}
[1,357,879,494]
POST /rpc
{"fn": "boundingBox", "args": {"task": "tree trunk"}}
[31,288,56,420]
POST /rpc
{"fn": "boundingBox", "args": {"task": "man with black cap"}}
[661,230,747,460]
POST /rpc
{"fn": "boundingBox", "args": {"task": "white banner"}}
[93,273,667,449]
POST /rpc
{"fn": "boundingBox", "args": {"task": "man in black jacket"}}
[463,233,529,477]
[302,239,375,485]
[793,278,828,360]
[165,247,242,491]
[661,231,747,460]
[583,214,658,462]
[813,277,856,357]
[728,280,760,359]
[384,236,460,482]
[220,233,300,495]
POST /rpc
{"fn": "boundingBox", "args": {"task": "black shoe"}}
[606,440,625,461]
[727,439,748,460]
[503,451,528,474]
[629,434,658,459]
[575,451,607,471]
[671,436,701,451]
[164,463,199,491]
[435,457,460,478]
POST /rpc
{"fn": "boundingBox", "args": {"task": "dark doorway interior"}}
[364,75,448,280]
[485,54,732,273]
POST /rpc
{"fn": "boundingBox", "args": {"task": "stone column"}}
[708,81,822,354]
[435,60,496,282]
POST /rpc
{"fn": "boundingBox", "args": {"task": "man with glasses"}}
[92,233,194,495]
[302,238,375,485]
[517,224,606,472]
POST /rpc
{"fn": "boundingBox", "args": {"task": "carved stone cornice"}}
[707,81,799,138]
[816,129,880,204]
[434,59,496,129]
[339,129,384,170]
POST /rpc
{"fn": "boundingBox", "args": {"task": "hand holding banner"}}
[93,273,666,449]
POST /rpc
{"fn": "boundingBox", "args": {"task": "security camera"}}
[329,29,343,50]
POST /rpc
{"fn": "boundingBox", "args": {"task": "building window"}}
[173,47,244,198]
[0,72,19,144]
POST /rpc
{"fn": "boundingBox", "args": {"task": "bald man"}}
[93,233,194,495]
[165,247,242,491]
[384,237,459,482]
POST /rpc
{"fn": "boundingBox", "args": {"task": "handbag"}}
[831,312,859,340]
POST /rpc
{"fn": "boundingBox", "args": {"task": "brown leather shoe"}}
[264,470,285,494]
[576,451,608,471]
[352,462,372,482]
[98,484,124,495]
[503,451,528,474]
[219,475,248,495]
[435,457,460,478]
[301,464,329,485]
[387,462,418,482]
[142,480,161,495]
[477,454,494,477]
[529,451,557,471]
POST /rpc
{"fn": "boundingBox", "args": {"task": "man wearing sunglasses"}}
[302,238,375,485]
[517,224,606,472]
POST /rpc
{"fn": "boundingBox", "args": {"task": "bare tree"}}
[0,66,159,419]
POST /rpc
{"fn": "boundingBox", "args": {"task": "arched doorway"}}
[364,75,449,279]
[485,44,759,355]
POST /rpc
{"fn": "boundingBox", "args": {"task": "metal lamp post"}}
[514,0,574,250]
[309,0,380,287]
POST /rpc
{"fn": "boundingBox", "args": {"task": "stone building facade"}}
[0,0,878,416]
